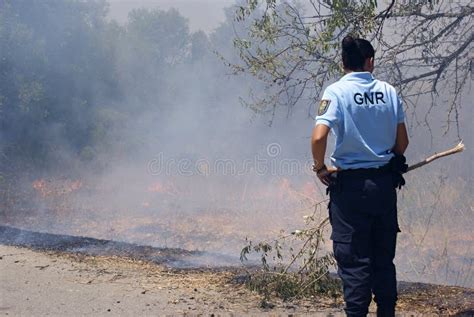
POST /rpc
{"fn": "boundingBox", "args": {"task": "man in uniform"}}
[311,36,409,317]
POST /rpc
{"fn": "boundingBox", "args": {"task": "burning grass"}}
[1,175,319,253]
[1,172,473,291]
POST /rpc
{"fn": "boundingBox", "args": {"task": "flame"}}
[32,179,48,197]
[147,181,178,196]
[147,182,165,193]
[32,178,82,198]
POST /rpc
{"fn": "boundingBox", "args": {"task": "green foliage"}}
[229,0,473,128]
[0,0,211,170]
[240,209,341,300]
[0,0,114,164]
[230,0,380,115]
[235,0,378,62]
[127,8,190,66]
[79,146,96,162]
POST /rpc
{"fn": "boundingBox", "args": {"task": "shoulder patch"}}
[318,99,331,116]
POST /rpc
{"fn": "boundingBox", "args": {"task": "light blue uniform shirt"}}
[315,72,405,169]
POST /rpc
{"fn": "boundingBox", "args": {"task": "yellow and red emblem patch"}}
[318,99,331,116]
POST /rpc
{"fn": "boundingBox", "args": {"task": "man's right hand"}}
[313,164,339,186]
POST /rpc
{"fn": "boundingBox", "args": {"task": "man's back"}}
[316,72,404,169]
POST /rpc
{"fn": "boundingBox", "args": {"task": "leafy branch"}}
[227,0,473,131]
[240,199,341,300]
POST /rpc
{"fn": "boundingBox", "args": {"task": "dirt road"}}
[1,245,473,316]
[0,245,344,316]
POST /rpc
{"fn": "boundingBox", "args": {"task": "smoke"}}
[0,0,472,288]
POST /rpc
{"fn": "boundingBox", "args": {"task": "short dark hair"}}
[341,35,375,71]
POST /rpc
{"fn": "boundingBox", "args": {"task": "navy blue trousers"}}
[329,171,399,317]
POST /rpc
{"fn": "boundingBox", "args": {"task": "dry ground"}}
[0,245,341,316]
[1,245,473,316]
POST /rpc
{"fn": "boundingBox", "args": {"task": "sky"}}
[107,0,236,33]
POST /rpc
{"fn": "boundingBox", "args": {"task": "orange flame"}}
[147,181,178,196]
[32,178,82,198]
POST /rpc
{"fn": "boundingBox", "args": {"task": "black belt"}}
[336,163,392,178]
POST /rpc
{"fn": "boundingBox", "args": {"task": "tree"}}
[229,0,473,132]
[231,0,474,296]
[0,2,195,169]
[112,8,192,112]
[0,0,114,168]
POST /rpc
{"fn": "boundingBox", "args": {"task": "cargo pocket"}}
[331,232,355,265]
[374,229,398,262]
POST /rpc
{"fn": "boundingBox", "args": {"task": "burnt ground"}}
[0,225,237,268]
[0,225,473,316]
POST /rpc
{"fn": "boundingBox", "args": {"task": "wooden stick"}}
[406,141,465,172]
[317,141,464,227]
